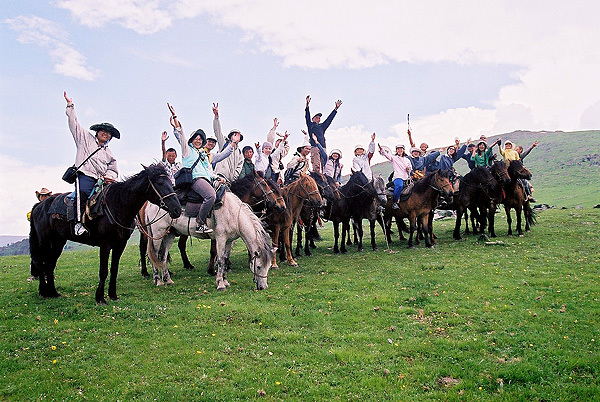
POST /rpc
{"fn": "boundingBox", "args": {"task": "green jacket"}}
[470,148,494,168]
[238,159,255,179]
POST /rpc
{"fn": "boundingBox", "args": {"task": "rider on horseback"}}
[379,144,412,210]
[169,106,228,234]
[64,92,119,236]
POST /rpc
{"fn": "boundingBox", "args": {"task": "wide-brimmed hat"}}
[312,113,322,120]
[410,147,420,153]
[477,140,488,148]
[188,128,207,146]
[395,144,406,150]
[36,188,52,198]
[354,144,365,152]
[206,136,217,143]
[227,129,244,142]
[90,122,120,139]
[329,149,342,159]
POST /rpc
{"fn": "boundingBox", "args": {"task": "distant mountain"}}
[0,236,27,247]
[350,130,600,208]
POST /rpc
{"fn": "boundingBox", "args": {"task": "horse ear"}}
[141,163,147,169]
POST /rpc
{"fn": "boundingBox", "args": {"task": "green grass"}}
[1,208,599,400]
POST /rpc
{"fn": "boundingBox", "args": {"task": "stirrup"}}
[392,203,400,210]
[74,222,88,236]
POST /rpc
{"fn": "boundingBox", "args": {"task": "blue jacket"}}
[305,107,337,148]
[437,145,467,172]
[410,151,439,172]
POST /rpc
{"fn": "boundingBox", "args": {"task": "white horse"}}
[143,191,275,291]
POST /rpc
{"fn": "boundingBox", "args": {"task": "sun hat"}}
[354,144,365,152]
[188,128,207,146]
[227,129,244,142]
[262,141,273,150]
[329,149,342,159]
[90,122,120,139]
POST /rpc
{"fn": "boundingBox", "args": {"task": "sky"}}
[1,1,599,235]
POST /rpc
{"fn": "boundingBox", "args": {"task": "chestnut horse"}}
[384,170,453,248]
[267,174,322,267]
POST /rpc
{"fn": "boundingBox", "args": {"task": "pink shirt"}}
[380,148,412,181]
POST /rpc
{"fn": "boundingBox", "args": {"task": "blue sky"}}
[1,1,599,235]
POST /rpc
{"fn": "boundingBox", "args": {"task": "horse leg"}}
[178,235,194,270]
[108,241,128,300]
[463,208,471,235]
[207,239,217,276]
[397,218,408,241]
[283,225,298,266]
[524,202,532,232]
[341,220,349,254]
[96,245,110,304]
[139,230,150,278]
[515,205,524,237]
[453,206,463,240]
[407,215,417,249]
[428,211,437,244]
[370,219,378,251]
[356,219,364,252]
[421,214,433,248]
[505,206,513,236]
[488,205,497,238]
[295,222,303,257]
[214,236,228,291]
[303,216,313,256]
[221,240,234,288]
[333,221,341,254]
[271,227,281,269]
[351,223,358,246]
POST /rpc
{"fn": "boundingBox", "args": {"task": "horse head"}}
[254,171,286,212]
[431,169,454,203]
[310,171,339,205]
[145,164,181,218]
[373,175,388,206]
[298,174,323,207]
[490,161,510,185]
[508,160,532,180]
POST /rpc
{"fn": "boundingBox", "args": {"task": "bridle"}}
[249,252,268,280]
[148,174,178,210]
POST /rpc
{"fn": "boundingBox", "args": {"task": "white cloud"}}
[5,15,100,81]
[0,156,73,236]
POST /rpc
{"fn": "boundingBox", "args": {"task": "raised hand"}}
[532,140,539,147]
[212,102,219,118]
[255,142,260,150]
[335,99,343,110]
[273,118,279,129]
[161,131,168,142]
[371,132,376,141]
[64,91,73,106]
[306,95,311,106]
[167,102,176,117]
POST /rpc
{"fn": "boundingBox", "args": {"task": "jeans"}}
[393,178,405,203]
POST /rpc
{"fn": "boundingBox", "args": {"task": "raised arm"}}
[64,91,88,144]
[407,128,416,148]
[367,132,376,162]
[267,118,278,143]
[520,140,538,160]
[212,102,225,148]
[321,100,342,131]
[305,96,312,128]
[161,131,168,162]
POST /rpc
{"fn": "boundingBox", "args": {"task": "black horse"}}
[452,165,501,240]
[330,171,382,253]
[295,172,340,257]
[30,164,181,304]
[502,160,536,236]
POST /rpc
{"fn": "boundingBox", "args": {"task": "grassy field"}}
[1,207,599,400]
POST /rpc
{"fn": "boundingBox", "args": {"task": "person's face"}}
[478,143,486,151]
[166,150,177,164]
[96,130,111,145]
[313,116,321,124]
[244,149,254,160]
[192,136,204,149]
[301,146,311,156]
[331,153,340,160]
[447,147,455,156]
[262,146,273,156]
[515,146,523,153]
[505,143,512,149]
[205,140,216,150]
[411,150,420,158]
[468,145,476,153]
[420,143,428,153]
[38,194,50,202]
[396,147,405,155]
[354,148,364,156]
[230,132,241,143]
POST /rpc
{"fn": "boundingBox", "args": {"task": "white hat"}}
[297,136,311,152]
[354,144,365,152]
[329,149,342,159]
[395,144,405,149]
[504,140,513,146]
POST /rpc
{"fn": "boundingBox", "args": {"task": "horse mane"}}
[230,172,258,197]
[309,171,327,187]
[412,169,450,193]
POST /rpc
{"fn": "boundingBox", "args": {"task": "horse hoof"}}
[223,280,231,288]
[427,245,434,249]
[408,246,415,250]
[305,251,312,257]
[271,265,279,270]
[96,298,108,305]
[333,249,339,254]
[109,295,119,301]
[207,268,217,276]
[372,247,379,252]
[155,280,165,287]
[341,249,347,254]
[217,285,226,291]
[519,234,524,238]
[185,265,195,270]
[166,279,175,285]
[357,248,363,252]
[287,260,298,267]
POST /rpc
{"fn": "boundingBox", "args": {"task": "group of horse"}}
[28,158,535,304]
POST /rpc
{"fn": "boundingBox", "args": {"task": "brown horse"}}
[384,170,453,248]
[502,160,536,236]
[267,174,322,267]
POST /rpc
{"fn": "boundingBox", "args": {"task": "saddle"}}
[386,178,414,202]
[48,194,77,222]
[177,181,227,218]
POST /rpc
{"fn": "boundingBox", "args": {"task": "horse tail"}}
[525,202,537,227]
[28,203,44,277]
